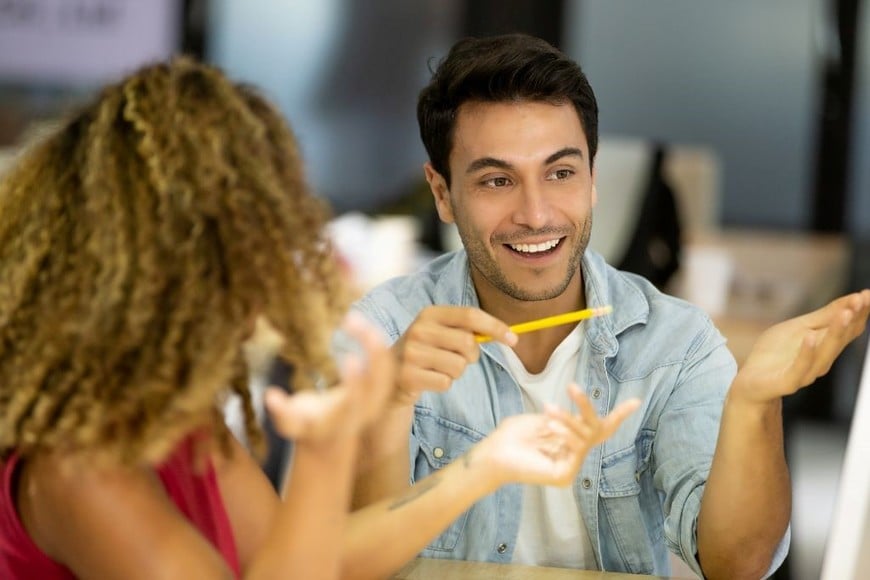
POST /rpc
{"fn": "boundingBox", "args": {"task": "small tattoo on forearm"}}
[388,475,441,510]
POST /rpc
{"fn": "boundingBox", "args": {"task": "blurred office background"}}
[1,1,869,578]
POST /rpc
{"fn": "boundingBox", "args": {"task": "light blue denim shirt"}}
[341,249,789,577]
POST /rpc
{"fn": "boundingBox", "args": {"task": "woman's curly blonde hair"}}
[0,58,350,465]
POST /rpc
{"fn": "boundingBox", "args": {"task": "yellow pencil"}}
[476,305,613,343]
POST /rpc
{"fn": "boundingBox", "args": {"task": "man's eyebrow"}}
[465,148,585,175]
[545,147,584,165]
[465,157,513,175]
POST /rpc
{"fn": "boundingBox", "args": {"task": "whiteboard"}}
[821,337,870,579]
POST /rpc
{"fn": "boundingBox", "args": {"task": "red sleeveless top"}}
[0,438,240,579]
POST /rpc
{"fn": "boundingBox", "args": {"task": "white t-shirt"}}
[498,325,597,569]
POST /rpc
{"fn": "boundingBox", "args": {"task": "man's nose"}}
[512,183,551,230]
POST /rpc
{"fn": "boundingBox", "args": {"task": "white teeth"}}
[509,239,561,254]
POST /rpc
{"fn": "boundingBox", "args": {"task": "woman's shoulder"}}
[0,452,75,578]
[11,437,242,578]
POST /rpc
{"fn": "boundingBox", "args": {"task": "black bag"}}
[617,145,683,289]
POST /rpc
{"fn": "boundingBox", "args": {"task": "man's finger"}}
[806,309,853,380]
[397,365,455,393]
[800,292,866,329]
[402,335,478,375]
[789,334,819,389]
[421,305,517,346]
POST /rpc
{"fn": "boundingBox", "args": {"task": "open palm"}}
[734,290,870,403]
[481,386,640,487]
[482,414,586,486]
[264,313,395,444]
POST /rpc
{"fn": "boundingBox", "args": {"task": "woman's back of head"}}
[0,57,347,465]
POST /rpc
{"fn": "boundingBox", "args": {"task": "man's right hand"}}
[391,305,517,406]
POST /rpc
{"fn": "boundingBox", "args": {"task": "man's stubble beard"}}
[460,214,593,302]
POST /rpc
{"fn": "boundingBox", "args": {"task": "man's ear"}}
[591,165,598,208]
[424,162,454,223]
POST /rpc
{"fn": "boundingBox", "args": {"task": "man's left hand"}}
[730,290,870,405]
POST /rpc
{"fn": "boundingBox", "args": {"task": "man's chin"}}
[501,281,572,302]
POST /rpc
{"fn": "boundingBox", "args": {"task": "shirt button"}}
[581,477,592,489]
[591,387,602,399]
[433,447,445,459]
[497,543,508,554]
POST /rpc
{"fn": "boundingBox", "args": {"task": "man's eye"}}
[483,176,511,187]
[548,169,574,181]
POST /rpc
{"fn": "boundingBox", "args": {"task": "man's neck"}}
[472,271,585,374]
[512,324,579,374]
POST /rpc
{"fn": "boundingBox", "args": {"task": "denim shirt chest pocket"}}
[412,408,485,552]
[597,430,659,574]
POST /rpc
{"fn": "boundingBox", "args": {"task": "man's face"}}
[425,100,596,303]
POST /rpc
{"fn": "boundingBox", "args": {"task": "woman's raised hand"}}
[474,385,640,487]
[264,312,395,445]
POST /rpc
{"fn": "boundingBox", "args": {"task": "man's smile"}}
[502,236,566,261]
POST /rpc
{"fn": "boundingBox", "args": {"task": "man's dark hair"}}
[417,33,599,186]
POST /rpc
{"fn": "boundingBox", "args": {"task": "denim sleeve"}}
[654,322,791,577]
[654,321,735,577]
[330,294,401,358]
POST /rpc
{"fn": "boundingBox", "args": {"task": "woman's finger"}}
[264,387,343,440]
[544,404,591,442]
[568,384,599,427]
[339,313,394,424]
[597,398,641,442]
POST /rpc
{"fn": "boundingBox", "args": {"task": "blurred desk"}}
[673,229,849,365]
[393,558,682,579]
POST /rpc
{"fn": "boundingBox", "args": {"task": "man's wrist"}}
[389,390,419,410]
[724,379,783,420]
